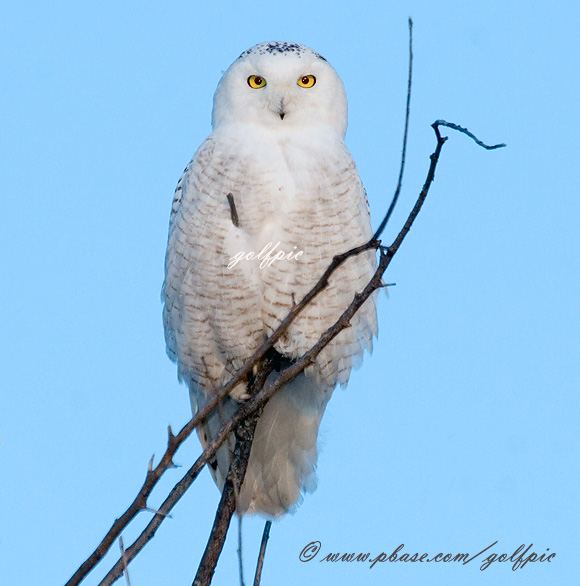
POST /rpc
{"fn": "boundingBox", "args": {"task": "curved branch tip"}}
[433,120,506,150]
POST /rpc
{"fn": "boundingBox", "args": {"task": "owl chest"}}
[230,139,337,231]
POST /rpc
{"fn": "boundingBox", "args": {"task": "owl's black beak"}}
[277,95,287,120]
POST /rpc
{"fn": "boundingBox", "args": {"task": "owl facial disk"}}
[212,42,348,137]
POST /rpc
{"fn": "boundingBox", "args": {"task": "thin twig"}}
[253,521,272,586]
[237,515,245,586]
[226,193,240,227]
[118,537,131,586]
[372,16,413,240]
[142,507,172,518]
[433,120,506,150]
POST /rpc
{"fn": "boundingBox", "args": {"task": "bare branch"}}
[64,248,381,586]
[433,119,506,150]
[93,115,455,585]
[372,16,414,241]
[192,354,276,586]
[253,521,272,586]
[237,516,245,586]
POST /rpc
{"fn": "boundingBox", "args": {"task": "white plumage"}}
[163,42,378,517]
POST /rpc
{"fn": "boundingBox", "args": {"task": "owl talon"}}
[230,382,251,402]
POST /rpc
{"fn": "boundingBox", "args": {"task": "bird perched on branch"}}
[162,41,377,517]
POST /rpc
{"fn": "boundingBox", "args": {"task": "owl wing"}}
[162,137,264,403]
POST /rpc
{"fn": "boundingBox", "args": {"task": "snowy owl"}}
[162,41,378,517]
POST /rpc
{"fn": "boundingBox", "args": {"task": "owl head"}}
[212,42,348,137]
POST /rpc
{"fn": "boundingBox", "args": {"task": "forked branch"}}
[94,119,504,586]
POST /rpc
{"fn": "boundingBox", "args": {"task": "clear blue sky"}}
[1,1,579,585]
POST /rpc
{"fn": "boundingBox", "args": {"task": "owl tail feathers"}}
[239,371,332,517]
[193,371,332,518]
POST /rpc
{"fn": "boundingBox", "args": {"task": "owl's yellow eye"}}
[297,75,316,88]
[247,75,266,89]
